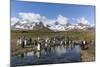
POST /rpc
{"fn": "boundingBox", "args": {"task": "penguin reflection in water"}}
[34,42,41,58]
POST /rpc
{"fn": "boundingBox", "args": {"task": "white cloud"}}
[39,16,51,26]
[11,12,90,27]
[11,13,69,26]
[42,14,69,26]
[11,17,19,25]
[77,17,89,24]
[56,14,69,25]
[18,12,42,23]
[16,12,57,26]
[48,19,56,24]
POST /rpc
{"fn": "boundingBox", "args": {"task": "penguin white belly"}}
[37,43,40,51]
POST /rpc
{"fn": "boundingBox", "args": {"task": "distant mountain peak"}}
[11,18,94,31]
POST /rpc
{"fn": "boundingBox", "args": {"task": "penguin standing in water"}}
[68,40,73,48]
[28,37,32,47]
[64,38,67,45]
[24,38,27,47]
[60,40,63,45]
[37,42,41,51]
[36,41,41,59]
[45,38,48,47]
[34,40,37,46]
[17,37,22,46]
[21,38,24,48]
[81,40,88,50]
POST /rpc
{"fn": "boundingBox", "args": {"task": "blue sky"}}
[11,0,95,25]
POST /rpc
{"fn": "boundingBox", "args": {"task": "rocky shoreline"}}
[80,43,95,62]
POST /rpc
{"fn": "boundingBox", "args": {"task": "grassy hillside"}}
[11,30,95,41]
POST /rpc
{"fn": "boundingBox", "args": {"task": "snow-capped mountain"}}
[11,13,94,31]
[11,20,93,31]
